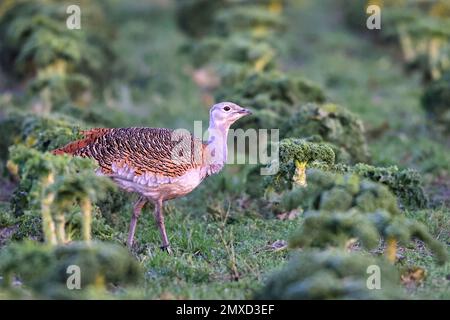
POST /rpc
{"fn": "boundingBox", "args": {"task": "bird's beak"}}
[238,108,252,115]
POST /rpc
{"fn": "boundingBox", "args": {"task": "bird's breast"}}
[105,163,204,201]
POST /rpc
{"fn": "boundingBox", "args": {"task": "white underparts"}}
[101,163,205,201]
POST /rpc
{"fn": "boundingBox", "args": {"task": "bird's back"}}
[53,127,206,179]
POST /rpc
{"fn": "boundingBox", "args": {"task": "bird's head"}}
[209,102,252,129]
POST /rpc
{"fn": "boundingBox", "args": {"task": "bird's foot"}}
[160,244,172,255]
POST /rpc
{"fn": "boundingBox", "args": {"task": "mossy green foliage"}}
[0,0,117,107]
[0,109,127,233]
[341,0,450,80]
[379,7,422,41]
[214,5,286,38]
[216,71,326,129]
[0,1,82,76]
[4,111,80,153]
[94,190,132,228]
[422,71,450,131]
[289,209,380,250]
[340,0,408,33]
[333,163,428,209]
[253,144,426,210]
[273,168,447,264]
[0,0,116,81]
[0,108,140,175]
[376,212,448,265]
[258,140,335,194]
[276,169,400,215]
[181,37,224,68]
[256,249,405,299]
[184,35,277,77]
[9,146,81,212]
[405,18,450,79]
[28,74,91,108]
[0,111,24,167]
[49,170,114,210]
[0,241,142,298]
[244,165,266,198]
[279,138,335,166]
[282,102,369,163]
[48,168,116,242]
[0,105,130,239]
[0,203,15,228]
[1,204,116,244]
[11,214,43,242]
[289,209,448,264]
[175,0,227,38]
[8,144,114,224]
[55,102,129,128]
[222,36,277,71]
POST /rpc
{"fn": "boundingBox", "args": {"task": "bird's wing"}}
[53,127,205,178]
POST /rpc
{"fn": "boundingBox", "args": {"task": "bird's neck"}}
[205,118,229,175]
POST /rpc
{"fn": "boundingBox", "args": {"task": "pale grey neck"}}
[205,118,229,175]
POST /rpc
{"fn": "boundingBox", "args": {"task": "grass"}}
[132,210,296,299]
[96,173,298,299]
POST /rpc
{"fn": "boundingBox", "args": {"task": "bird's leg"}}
[127,196,147,248]
[154,198,172,254]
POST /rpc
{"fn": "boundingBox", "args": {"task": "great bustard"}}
[53,102,251,253]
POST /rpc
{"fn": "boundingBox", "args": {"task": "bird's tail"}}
[52,128,110,156]
[52,139,88,155]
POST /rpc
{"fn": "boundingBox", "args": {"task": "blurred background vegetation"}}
[0,0,449,299]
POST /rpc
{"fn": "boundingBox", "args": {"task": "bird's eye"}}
[223,106,231,112]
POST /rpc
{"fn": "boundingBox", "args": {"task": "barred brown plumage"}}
[52,102,252,253]
[66,127,205,177]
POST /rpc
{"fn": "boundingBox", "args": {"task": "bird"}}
[52,102,252,253]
